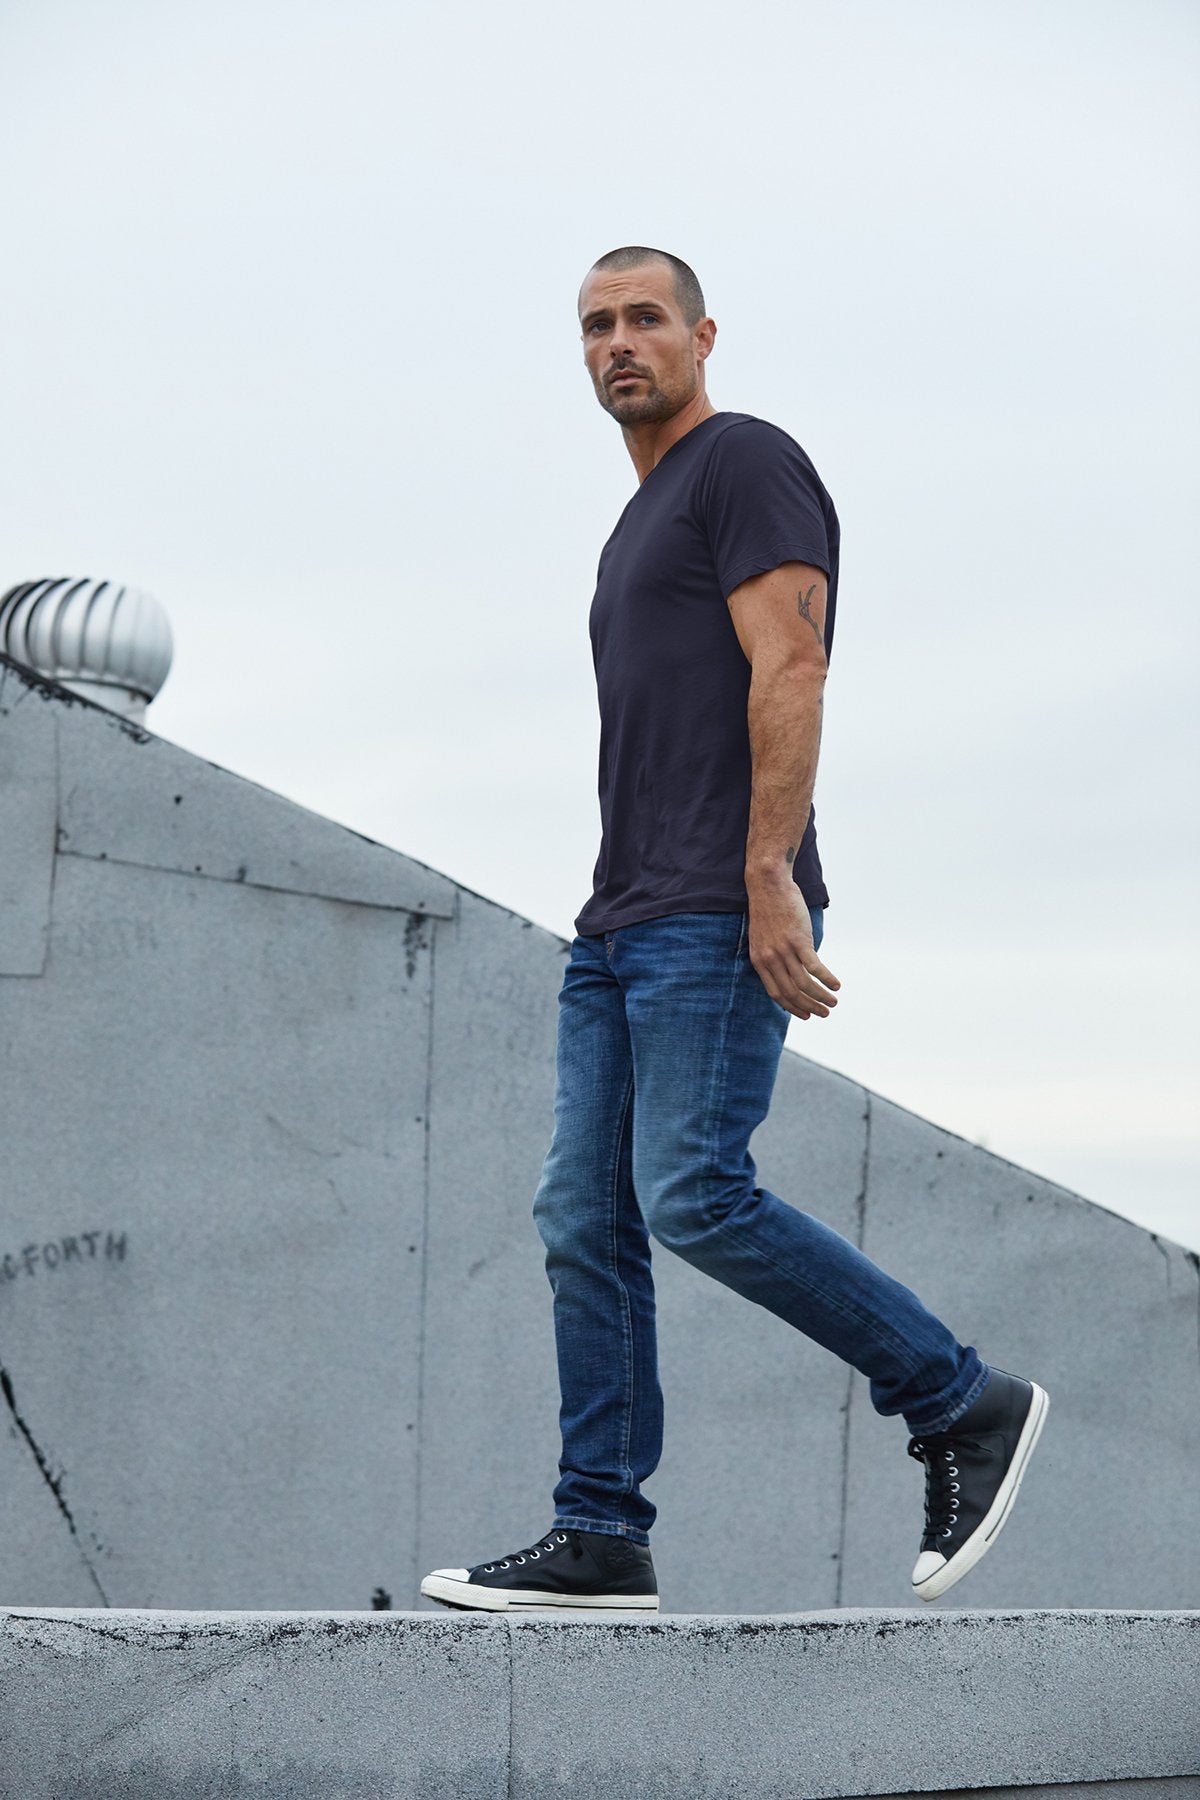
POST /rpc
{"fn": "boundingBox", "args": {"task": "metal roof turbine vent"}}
[0,576,173,722]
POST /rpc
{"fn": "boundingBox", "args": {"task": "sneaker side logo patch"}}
[603,1539,641,1572]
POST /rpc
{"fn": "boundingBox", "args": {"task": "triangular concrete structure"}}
[1,651,1197,1623]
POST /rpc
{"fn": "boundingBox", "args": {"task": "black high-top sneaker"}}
[908,1367,1049,1602]
[421,1526,658,1612]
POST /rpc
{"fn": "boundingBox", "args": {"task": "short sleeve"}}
[699,420,831,600]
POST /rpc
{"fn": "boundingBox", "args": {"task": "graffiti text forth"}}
[1,1231,128,1283]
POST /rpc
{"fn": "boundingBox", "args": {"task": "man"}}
[422,247,1047,1613]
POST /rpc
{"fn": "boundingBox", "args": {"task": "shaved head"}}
[581,246,707,328]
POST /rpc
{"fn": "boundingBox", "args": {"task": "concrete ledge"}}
[2,1608,1197,1798]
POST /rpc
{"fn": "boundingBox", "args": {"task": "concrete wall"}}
[1,654,1198,1616]
[1,1606,1196,1798]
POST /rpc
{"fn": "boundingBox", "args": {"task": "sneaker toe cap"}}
[427,1568,471,1582]
[912,1550,947,1586]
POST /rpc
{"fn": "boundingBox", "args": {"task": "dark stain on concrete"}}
[404,912,430,981]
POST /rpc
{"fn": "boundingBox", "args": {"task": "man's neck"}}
[622,393,718,484]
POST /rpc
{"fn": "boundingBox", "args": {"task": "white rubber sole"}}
[421,1572,659,1612]
[912,1381,1049,1603]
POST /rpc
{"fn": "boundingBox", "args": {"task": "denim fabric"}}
[532,909,988,1544]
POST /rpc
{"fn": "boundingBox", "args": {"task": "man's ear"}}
[696,318,717,363]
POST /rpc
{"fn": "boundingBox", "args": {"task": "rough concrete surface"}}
[0,1608,509,1799]
[1,1608,1196,1800]
[507,1610,1200,1798]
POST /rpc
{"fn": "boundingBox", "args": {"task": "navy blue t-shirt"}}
[575,411,839,936]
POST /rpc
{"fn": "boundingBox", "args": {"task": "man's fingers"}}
[779,950,839,1008]
[793,996,831,1018]
[782,994,828,1020]
[756,951,838,998]
[805,952,840,993]
[758,969,829,1020]
[753,945,841,1020]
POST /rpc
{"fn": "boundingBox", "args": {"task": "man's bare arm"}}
[726,560,841,1021]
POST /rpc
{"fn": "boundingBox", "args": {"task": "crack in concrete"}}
[0,1362,110,1605]
[266,1113,349,1159]
[854,1091,871,1253]
[86,1638,279,1753]
[834,1091,872,1609]
[4,1611,170,1648]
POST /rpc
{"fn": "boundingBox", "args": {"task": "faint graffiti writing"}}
[54,917,159,960]
[1,1231,127,1283]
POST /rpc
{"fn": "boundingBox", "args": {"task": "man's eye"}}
[589,320,610,333]
[638,313,658,324]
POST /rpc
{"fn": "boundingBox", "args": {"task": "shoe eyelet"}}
[500,1560,510,1568]
[529,1549,540,1558]
[941,1528,953,1538]
[484,1565,494,1573]
[943,1450,954,1461]
[950,1482,959,1492]
[949,1466,959,1477]
[515,1555,525,1564]
[556,1533,567,1542]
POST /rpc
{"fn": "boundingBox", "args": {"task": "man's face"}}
[579,262,707,426]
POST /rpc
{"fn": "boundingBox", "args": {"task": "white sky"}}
[2,0,1197,1250]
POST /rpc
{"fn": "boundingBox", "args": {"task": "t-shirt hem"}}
[720,542,831,600]
[575,893,747,936]
[574,887,829,937]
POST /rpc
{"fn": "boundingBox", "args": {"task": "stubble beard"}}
[597,364,696,427]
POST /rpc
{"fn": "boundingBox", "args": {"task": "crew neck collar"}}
[639,410,727,485]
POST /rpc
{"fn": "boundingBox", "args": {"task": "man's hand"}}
[747,879,841,1021]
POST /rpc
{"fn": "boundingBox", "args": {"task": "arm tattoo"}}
[796,583,823,645]
[785,845,796,864]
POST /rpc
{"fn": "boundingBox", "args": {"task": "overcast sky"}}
[2,0,1196,1250]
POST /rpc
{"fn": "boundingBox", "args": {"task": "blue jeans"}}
[532,910,988,1544]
